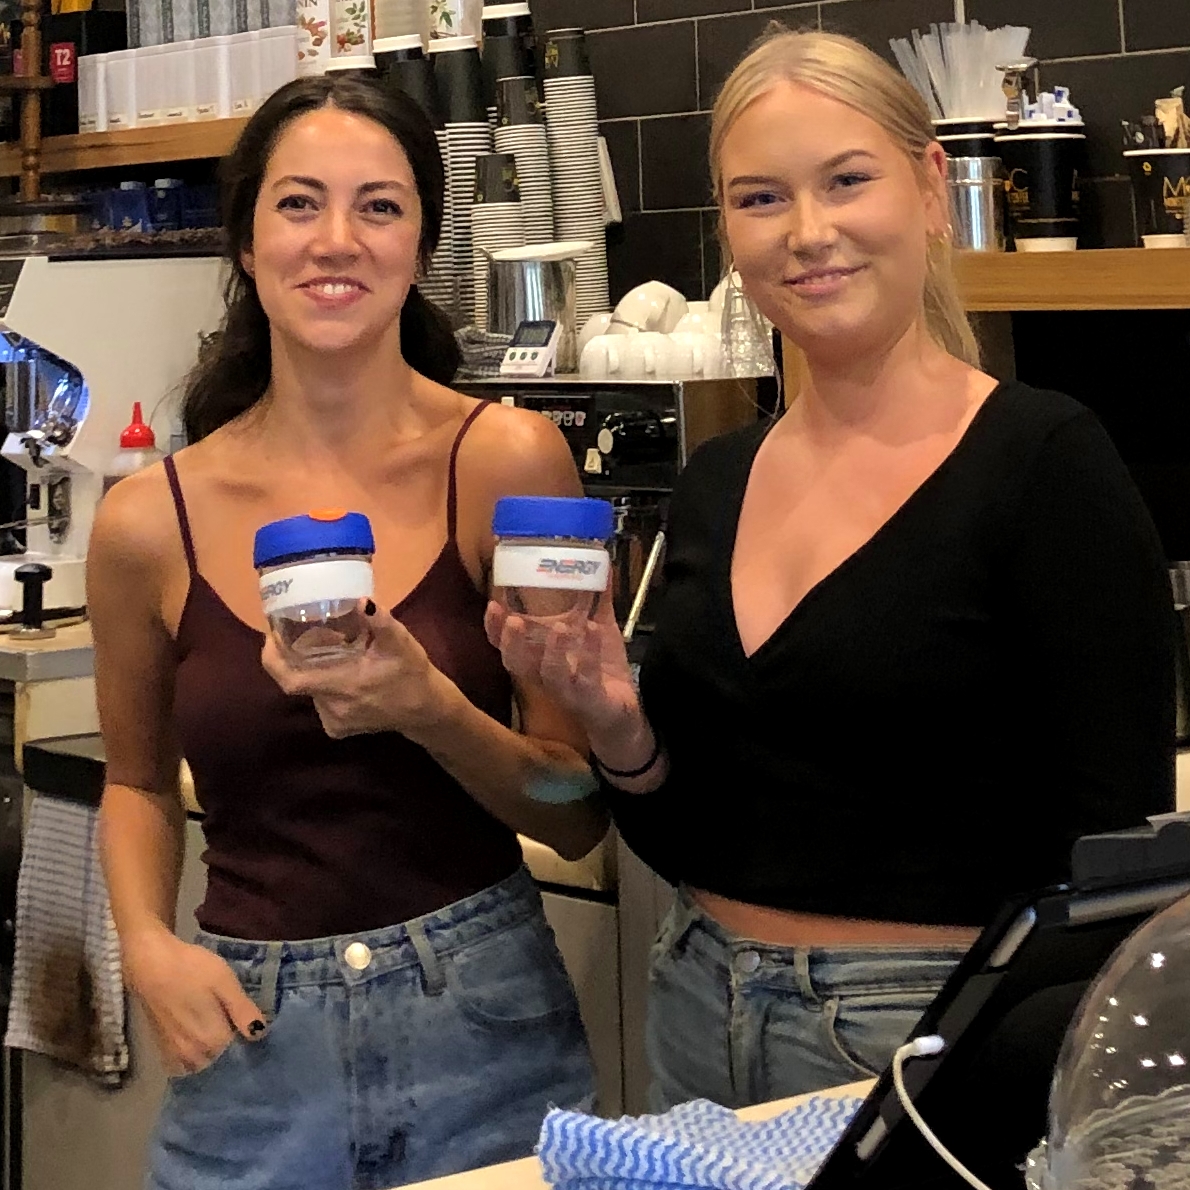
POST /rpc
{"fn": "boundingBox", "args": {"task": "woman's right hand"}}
[123,928,266,1076]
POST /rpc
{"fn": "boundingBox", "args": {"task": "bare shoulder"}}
[88,457,183,577]
[457,397,582,499]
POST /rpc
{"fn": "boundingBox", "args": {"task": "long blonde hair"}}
[710,27,979,368]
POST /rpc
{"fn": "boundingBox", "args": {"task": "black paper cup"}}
[994,127,1086,248]
[373,35,425,72]
[934,117,997,160]
[388,55,445,129]
[1125,148,1190,243]
[496,74,542,126]
[473,152,521,204]
[482,33,534,111]
[430,37,487,125]
[482,2,533,40]
[541,28,590,79]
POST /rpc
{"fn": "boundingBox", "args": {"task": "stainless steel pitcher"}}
[486,254,578,373]
[947,156,1006,252]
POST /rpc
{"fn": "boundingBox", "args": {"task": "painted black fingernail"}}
[364,600,376,617]
[249,1019,266,1036]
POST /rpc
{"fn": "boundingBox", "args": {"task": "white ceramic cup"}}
[579,334,627,379]
[622,331,673,379]
[578,312,613,356]
[673,308,717,336]
[670,331,725,378]
[613,280,689,333]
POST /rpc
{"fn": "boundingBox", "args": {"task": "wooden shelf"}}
[0,117,249,177]
[955,246,1190,311]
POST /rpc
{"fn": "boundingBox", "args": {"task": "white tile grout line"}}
[694,18,701,108]
[1118,0,1126,53]
[588,1,818,35]
[636,118,644,212]
[1042,45,1190,64]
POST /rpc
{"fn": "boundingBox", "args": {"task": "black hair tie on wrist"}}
[592,736,663,780]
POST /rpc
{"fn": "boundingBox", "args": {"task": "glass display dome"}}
[1026,892,1190,1190]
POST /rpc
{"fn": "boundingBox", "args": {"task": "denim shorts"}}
[646,889,967,1112]
[147,867,596,1190]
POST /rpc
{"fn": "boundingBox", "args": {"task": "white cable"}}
[891,1037,996,1190]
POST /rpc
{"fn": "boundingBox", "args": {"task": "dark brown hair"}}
[182,73,461,443]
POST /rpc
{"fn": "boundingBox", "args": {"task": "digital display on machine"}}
[511,321,556,348]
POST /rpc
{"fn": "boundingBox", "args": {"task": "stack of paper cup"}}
[431,34,492,326]
[471,152,526,329]
[542,28,608,324]
[385,47,457,319]
[480,2,534,128]
[494,74,552,245]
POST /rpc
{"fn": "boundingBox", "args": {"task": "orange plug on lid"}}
[119,402,156,449]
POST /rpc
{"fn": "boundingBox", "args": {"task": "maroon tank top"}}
[166,404,521,941]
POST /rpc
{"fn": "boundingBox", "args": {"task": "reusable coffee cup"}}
[482,33,533,113]
[387,54,445,128]
[473,151,521,204]
[995,124,1086,249]
[496,74,541,126]
[934,117,997,160]
[429,35,486,125]
[1125,148,1190,245]
[541,27,590,79]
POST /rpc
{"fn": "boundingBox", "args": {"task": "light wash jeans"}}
[147,867,595,1190]
[646,888,966,1111]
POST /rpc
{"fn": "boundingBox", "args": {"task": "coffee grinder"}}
[0,254,224,628]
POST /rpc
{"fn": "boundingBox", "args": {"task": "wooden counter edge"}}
[398,1081,877,1190]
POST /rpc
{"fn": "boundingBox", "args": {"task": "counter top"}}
[400,1082,875,1190]
[0,621,94,682]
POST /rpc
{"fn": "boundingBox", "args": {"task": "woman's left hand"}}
[261,600,453,740]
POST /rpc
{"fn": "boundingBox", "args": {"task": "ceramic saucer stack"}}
[431,34,492,326]
[471,152,526,329]
[541,27,609,323]
[494,74,553,245]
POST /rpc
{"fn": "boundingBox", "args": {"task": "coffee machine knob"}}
[597,410,667,464]
[14,562,55,639]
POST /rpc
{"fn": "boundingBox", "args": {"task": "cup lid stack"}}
[541,27,609,324]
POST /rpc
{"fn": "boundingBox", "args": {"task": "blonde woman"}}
[488,29,1174,1109]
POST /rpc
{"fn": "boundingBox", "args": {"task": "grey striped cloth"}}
[4,796,128,1086]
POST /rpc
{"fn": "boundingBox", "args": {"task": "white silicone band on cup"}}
[492,543,609,592]
[259,558,374,616]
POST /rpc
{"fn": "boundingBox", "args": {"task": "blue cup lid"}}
[253,510,375,568]
[492,496,614,540]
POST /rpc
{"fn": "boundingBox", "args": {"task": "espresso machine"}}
[457,376,777,650]
[0,255,225,624]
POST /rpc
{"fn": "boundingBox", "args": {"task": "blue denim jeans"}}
[147,867,596,1190]
[646,889,966,1112]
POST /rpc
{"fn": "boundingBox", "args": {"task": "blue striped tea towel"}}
[537,1094,863,1190]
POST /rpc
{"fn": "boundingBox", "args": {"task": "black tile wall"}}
[697,6,817,108]
[819,0,954,64]
[528,0,634,32]
[641,113,712,208]
[1124,0,1190,53]
[966,0,1121,60]
[600,120,642,214]
[589,22,698,118]
[566,0,1190,292]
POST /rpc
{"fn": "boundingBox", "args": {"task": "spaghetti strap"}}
[162,455,199,575]
[446,402,489,541]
